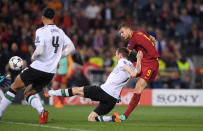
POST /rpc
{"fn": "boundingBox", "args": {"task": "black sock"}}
[68,88,73,96]
[26,94,32,102]
[8,88,16,95]
[112,115,116,122]
[95,117,100,122]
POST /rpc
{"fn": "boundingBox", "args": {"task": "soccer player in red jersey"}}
[113,23,159,122]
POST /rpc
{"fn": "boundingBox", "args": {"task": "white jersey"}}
[30,25,73,73]
[101,58,137,99]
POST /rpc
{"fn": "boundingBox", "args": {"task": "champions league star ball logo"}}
[9,56,24,71]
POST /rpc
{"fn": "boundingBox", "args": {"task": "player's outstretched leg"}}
[0,75,24,118]
[122,93,141,119]
[0,88,16,118]
[46,87,118,122]
[51,80,64,108]
[119,78,147,121]
[114,94,141,122]
[46,88,73,97]
[113,93,141,122]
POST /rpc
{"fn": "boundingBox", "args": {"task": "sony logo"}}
[157,94,199,104]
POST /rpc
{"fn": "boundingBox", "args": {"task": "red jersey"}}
[127,30,159,60]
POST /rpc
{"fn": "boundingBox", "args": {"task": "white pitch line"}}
[0,121,67,130]
[70,128,95,131]
[0,121,95,131]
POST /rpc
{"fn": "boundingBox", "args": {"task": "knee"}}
[134,79,148,94]
[10,79,18,89]
[10,83,17,91]
[11,83,21,92]
[11,75,24,91]
[88,115,95,122]
[87,112,98,122]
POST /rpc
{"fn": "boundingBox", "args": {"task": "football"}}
[9,56,24,70]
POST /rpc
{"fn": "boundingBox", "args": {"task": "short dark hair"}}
[116,47,130,58]
[42,7,55,19]
[118,23,132,30]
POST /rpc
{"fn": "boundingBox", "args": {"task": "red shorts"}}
[53,74,67,84]
[133,59,159,84]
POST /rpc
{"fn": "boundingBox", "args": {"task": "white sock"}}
[97,116,112,122]
[0,91,15,117]
[28,95,44,114]
[48,89,69,97]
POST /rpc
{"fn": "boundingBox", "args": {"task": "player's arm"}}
[61,33,75,59]
[32,30,44,60]
[32,44,44,60]
[61,43,75,58]
[136,51,143,74]
[122,65,137,78]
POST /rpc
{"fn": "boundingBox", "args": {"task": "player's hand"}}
[129,72,137,78]
[136,51,143,60]
[0,74,11,88]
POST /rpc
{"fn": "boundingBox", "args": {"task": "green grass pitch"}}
[0,105,203,131]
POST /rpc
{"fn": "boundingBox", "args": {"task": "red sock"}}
[124,93,141,118]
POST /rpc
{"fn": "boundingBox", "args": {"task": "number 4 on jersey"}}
[52,36,59,53]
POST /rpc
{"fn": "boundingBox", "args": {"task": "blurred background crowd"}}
[0,0,203,89]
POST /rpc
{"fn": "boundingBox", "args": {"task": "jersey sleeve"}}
[35,29,44,46]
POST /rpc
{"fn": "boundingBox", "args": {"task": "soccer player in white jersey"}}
[46,47,142,122]
[0,8,75,124]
